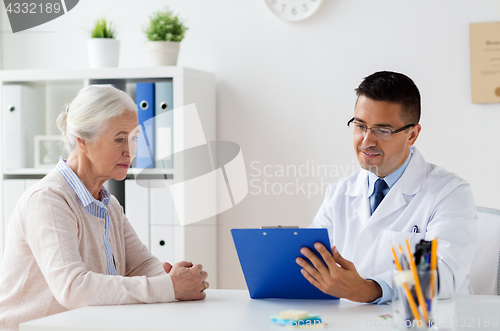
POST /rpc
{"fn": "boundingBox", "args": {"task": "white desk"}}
[19,290,497,331]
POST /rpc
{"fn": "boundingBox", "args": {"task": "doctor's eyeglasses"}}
[347,118,415,141]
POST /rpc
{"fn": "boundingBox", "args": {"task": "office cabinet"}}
[124,178,150,248]
[0,67,217,287]
[150,225,175,264]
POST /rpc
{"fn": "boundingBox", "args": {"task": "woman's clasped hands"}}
[163,262,208,301]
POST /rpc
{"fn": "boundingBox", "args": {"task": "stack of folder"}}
[135,81,174,169]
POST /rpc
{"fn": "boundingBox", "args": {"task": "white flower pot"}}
[87,38,120,68]
[148,41,180,66]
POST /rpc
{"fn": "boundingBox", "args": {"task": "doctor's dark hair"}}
[355,71,421,125]
[57,85,137,153]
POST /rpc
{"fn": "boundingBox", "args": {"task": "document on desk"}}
[231,228,339,300]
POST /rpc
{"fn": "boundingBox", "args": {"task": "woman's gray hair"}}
[57,85,137,153]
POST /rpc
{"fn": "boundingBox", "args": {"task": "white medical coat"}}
[310,147,477,298]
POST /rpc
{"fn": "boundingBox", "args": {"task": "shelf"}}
[128,167,175,175]
[126,168,175,180]
[0,67,215,84]
[3,167,175,180]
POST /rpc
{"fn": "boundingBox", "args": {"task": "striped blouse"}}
[56,159,117,275]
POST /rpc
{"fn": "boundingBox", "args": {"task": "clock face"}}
[264,0,323,21]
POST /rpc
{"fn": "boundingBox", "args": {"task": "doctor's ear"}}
[408,124,421,146]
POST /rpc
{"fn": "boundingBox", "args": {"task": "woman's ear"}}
[76,137,88,152]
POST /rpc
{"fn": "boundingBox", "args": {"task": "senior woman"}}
[0,85,208,331]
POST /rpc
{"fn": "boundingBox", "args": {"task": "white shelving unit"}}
[0,67,218,287]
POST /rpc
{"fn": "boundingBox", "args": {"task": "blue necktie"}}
[373,179,388,213]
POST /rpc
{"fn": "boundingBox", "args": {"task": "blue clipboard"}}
[231,228,339,300]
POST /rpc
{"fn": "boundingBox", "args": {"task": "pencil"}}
[397,246,405,264]
[391,247,421,322]
[406,239,429,324]
[429,238,438,299]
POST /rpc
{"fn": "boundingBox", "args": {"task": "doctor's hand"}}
[296,244,382,303]
[163,261,208,301]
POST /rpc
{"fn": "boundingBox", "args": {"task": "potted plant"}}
[144,8,188,66]
[87,18,120,68]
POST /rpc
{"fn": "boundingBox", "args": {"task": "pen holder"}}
[392,269,438,330]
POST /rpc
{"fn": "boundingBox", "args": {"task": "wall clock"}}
[264,0,324,21]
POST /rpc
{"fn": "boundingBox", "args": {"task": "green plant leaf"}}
[90,18,116,39]
[144,7,188,42]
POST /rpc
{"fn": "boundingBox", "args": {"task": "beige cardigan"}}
[0,169,175,331]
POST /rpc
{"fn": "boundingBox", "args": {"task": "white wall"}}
[2,0,499,289]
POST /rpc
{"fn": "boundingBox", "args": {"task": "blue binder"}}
[154,81,174,169]
[231,228,339,300]
[135,82,155,168]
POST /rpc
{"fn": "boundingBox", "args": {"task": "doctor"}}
[296,71,477,304]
